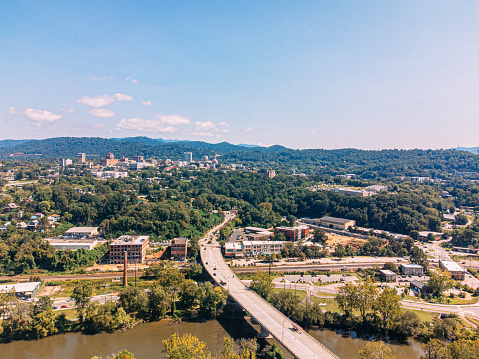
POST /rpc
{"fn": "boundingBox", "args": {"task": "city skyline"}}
[2,1,479,150]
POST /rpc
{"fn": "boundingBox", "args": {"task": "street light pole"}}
[282,317,287,342]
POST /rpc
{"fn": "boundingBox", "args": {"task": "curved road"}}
[200,212,339,359]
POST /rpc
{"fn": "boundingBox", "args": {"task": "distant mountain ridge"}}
[0,139,31,148]
[454,147,479,155]
[0,136,287,158]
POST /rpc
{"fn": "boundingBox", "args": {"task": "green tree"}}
[71,282,93,323]
[148,283,171,319]
[119,287,148,315]
[197,282,227,319]
[249,271,273,300]
[30,308,57,338]
[334,244,346,259]
[312,229,328,244]
[374,288,401,326]
[162,332,209,359]
[335,283,358,316]
[356,280,378,317]
[428,269,455,297]
[358,341,396,359]
[262,343,283,359]
[33,296,53,315]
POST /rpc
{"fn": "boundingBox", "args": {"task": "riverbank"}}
[0,317,425,359]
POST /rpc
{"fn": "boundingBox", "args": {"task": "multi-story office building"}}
[401,264,424,276]
[171,237,188,260]
[184,152,193,163]
[109,235,150,264]
[439,260,466,280]
[274,225,309,241]
[77,153,86,164]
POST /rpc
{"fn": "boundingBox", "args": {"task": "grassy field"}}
[272,288,307,302]
[55,308,78,320]
[46,277,155,298]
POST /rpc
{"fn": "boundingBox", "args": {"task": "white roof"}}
[65,227,98,234]
[440,260,465,272]
[243,241,284,245]
[380,270,396,275]
[0,282,41,293]
[401,263,423,268]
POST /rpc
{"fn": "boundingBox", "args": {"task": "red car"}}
[61,305,68,309]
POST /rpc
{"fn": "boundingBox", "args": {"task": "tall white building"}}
[184,152,193,162]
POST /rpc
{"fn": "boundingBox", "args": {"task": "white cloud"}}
[158,114,190,126]
[61,106,75,113]
[113,93,133,101]
[76,93,133,107]
[141,101,152,106]
[126,76,139,85]
[77,94,116,108]
[89,109,115,118]
[91,76,113,81]
[191,131,215,137]
[115,118,178,133]
[241,127,253,135]
[222,129,231,133]
[8,107,16,115]
[91,123,106,129]
[218,121,228,127]
[194,121,217,131]
[23,108,62,126]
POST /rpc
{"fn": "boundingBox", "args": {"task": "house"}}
[410,280,431,295]
[16,221,28,230]
[30,213,44,220]
[4,203,19,211]
[379,270,397,282]
[401,264,424,277]
[47,214,61,223]
[28,220,40,230]
[0,222,11,231]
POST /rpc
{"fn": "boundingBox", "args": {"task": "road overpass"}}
[200,213,339,359]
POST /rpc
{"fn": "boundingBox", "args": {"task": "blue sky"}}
[1,1,479,149]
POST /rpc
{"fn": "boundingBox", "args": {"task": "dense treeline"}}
[189,171,445,235]
[0,171,222,274]
[0,263,229,342]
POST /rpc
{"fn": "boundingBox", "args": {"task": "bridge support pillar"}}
[257,325,273,339]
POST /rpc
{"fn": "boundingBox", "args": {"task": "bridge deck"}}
[200,214,339,359]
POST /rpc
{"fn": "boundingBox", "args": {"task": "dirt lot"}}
[37,285,62,297]
[325,233,367,250]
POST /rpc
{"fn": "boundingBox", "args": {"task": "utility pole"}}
[123,251,128,287]
[134,257,137,288]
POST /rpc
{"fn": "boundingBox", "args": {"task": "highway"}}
[200,212,339,359]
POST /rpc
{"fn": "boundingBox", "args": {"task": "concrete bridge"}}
[200,213,339,359]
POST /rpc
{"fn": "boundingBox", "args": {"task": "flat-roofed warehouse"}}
[0,282,41,299]
[318,216,356,230]
[64,227,99,238]
[439,260,466,280]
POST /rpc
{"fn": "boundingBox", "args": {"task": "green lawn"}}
[402,308,438,322]
[55,308,78,320]
[272,288,307,302]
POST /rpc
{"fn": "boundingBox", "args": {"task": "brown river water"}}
[0,318,425,359]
